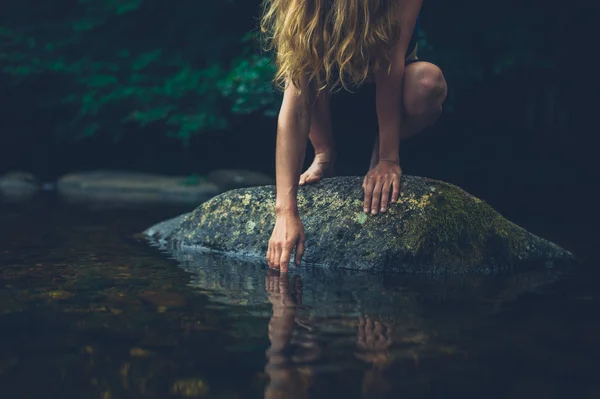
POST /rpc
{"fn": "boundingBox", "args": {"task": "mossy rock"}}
[145,176,574,274]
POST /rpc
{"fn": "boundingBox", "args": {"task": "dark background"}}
[1,1,598,260]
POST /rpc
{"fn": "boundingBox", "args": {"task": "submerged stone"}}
[145,176,574,274]
[0,171,39,200]
[57,170,220,205]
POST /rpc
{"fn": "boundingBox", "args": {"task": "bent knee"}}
[403,63,447,119]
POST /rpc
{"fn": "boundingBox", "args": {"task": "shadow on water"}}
[0,196,599,398]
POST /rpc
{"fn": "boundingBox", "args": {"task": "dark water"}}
[0,195,598,399]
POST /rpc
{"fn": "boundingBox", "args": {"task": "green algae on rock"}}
[144,176,574,274]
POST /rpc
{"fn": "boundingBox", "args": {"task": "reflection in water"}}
[263,271,398,398]
[355,315,394,397]
[1,199,598,398]
[264,271,315,399]
[172,247,585,398]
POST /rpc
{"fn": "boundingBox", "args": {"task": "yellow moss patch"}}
[48,290,73,300]
[241,193,252,206]
[245,220,257,234]
[129,347,153,357]
[353,212,368,225]
[171,379,209,397]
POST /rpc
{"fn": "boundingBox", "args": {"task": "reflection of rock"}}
[137,290,187,309]
[57,170,220,205]
[145,176,574,273]
[162,246,567,320]
[162,247,571,393]
[0,171,39,200]
[170,378,209,397]
[206,169,274,192]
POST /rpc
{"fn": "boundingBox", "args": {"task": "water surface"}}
[0,195,598,399]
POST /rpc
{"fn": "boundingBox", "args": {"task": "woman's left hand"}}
[362,160,402,215]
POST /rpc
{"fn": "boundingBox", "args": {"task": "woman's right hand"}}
[267,212,306,272]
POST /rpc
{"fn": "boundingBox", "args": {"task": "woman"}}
[261,0,448,271]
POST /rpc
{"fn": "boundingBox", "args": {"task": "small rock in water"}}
[56,170,219,205]
[0,171,39,200]
[145,176,575,274]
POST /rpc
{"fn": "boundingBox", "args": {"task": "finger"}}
[363,177,374,213]
[371,180,382,215]
[273,243,282,270]
[374,321,383,335]
[365,316,375,346]
[279,246,292,273]
[374,321,384,346]
[278,274,289,295]
[267,243,273,268]
[380,180,392,213]
[294,275,302,291]
[270,242,278,269]
[357,316,366,347]
[266,273,272,293]
[294,239,305,266]
[299,174,306,186]
[293,275,303,305]
[358,316,366,335]
[358,315,366,328]
[364,316,373,334]
[391,175,401,203]
[265,276,271,293]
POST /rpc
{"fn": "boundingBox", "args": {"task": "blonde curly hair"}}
[260,0,402,93]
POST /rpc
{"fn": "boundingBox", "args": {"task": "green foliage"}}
[0,0,280,143]
[220,52,280,118]
[0,0,562,142]
[179,173,206,186]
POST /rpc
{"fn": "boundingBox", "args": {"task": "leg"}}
[370,61,448,168]
[299,89,336,185]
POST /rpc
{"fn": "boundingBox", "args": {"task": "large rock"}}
[145,176,574,274]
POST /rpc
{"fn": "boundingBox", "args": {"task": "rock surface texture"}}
[145,176,574,274]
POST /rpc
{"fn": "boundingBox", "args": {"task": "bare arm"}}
[375,0,422,162]
[274,82,314,215]
[267,80,315,271]
[363,0,422,215]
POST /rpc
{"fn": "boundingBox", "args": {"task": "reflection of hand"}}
[265,271,301,313]
[355,315,393,367]
[265,272,310,399]
[266,271,302,352]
